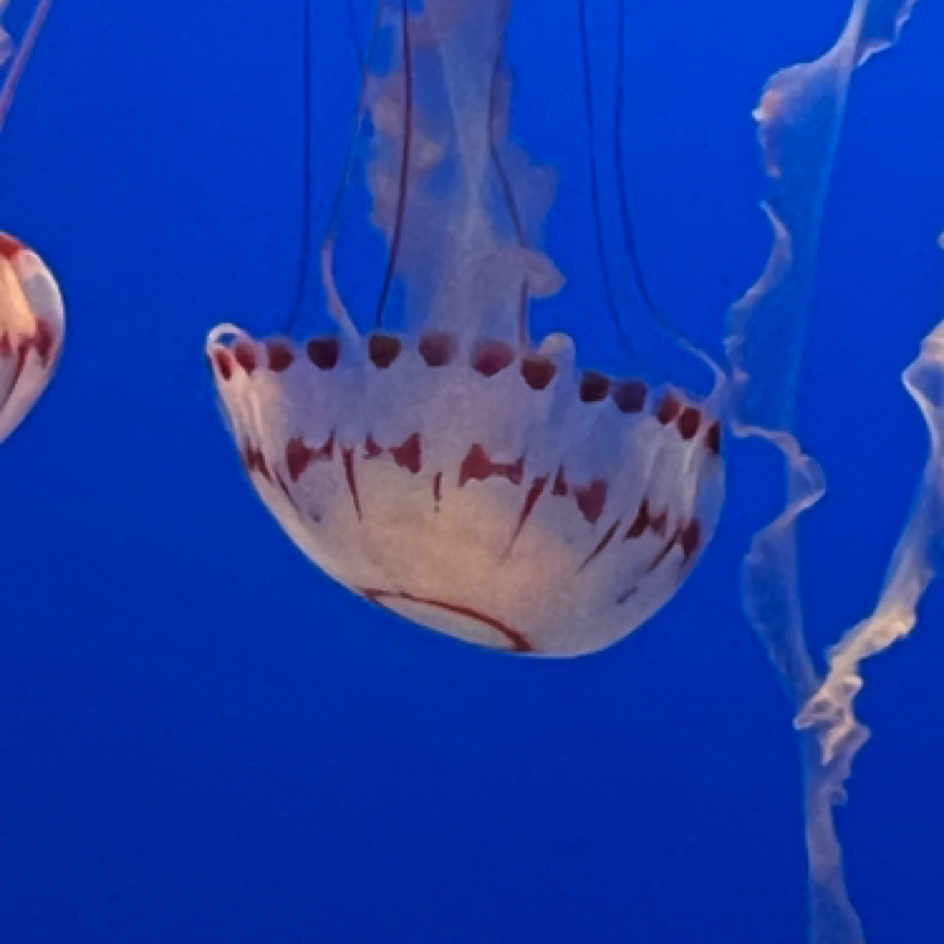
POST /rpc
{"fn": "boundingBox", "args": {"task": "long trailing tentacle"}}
[374,0,413,329]
[0,0,54,130]
[315,0,385,339]
[284,0,314,333]
[577,0,636,359]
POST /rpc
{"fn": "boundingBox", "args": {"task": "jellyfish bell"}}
[0,232,62,444]
[207,0,724,656]
[0,0,63,444]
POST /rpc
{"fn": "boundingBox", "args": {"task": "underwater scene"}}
[2,1,943,942]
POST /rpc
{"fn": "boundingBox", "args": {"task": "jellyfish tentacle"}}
[796,319,944,758]
[0,0,53,130]
[374,0,414,330]
[317,0,385,339]
[725,1,926,942]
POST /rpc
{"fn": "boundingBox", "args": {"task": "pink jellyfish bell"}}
[0,0,63,444]
[207,0,724,656]
[0,233,63,444]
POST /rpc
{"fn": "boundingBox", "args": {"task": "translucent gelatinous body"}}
[208,326,722,655]
[208,0,724,654]
[0,233,63,444]
[1,1,62,443]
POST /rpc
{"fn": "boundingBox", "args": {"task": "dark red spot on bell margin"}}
[574,479,608,524]
[612,379,647,414]
[472,341,515,378]
[706,421,721,456]
[579,371,610,403]
[0,233,23,259]
[520,355,556,391]
[233,340,257,374]
[458,444,524,487]
[657,393,682,424]
[307,337,339,370]
[677,406,701,440]
[390,432,422,474]
[369,334,402,368]
[213,349,233,381]
[267,340,294,372]
[418,332,456,367]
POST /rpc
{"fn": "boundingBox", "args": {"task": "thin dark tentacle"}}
[284,0,314,332]
[486,7,531,347]
[0,0,54,130]
[374,0,413,329]
[612,0,663,324]
[293,0,384,335]
[578,0,638,357]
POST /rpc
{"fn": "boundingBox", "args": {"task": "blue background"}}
[2,1,943,942]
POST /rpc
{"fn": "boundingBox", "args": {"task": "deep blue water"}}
[1,1,943,942]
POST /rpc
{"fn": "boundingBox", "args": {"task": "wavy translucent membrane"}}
[0,0,63,445]
[208,0,724,656]
[724,0,935,941]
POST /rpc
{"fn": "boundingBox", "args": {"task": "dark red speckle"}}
[285,434,334,482]
[472,340,515,378]
[213,349,234,381]
[574,479,608,524]
[458,444,524,487]
[677,406,701,440]
[579,372,610,403]
[508,476,548,550]
[0,233,23,259]
[681,519,702,564]
[657,393,682,424]
[267,340,294,372]
[364,434,383,458]
[34,319,55,365]
[625,499,650,539]
[612,379,647,414]
[307,337,340,370]
[520,356,556,391]
[390,432,422,474]
[706,421,721,456]
[552,466,569,496]
[418,332,456,367]
[369,333,402,368]
[242,445,273,483]
[649,508,668,536]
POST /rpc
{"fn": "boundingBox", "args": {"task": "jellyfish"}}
[724,0,937,941]
[0,0,63,445]
[207,0,724,657]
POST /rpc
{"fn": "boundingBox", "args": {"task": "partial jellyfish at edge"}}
[0,0,64,446]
